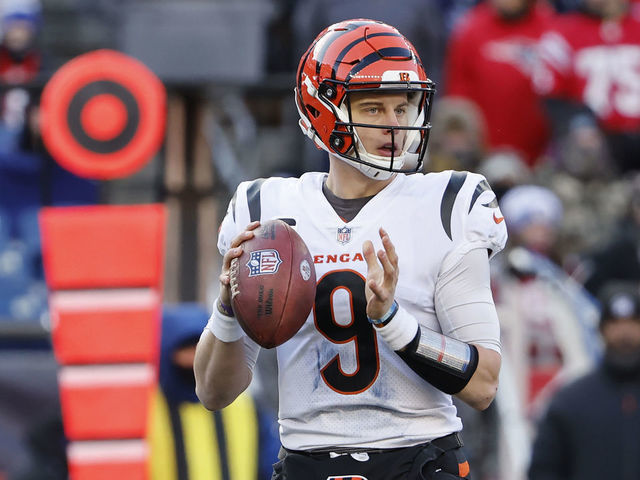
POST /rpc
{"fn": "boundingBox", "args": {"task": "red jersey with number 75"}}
[535,11,640,133]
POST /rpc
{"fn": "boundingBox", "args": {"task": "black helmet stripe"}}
[346,48,412,80]
[315,29,354,76]
[314,20,377,76]
[331,32,403,79]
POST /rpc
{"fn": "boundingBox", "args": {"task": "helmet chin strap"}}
[341,127,422,180]
[330,139,420,181]
[327,152,394,180]
[346,157,396,180]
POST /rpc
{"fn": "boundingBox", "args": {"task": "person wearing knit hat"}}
[500,184,563,257]
[490,181,597,474]
[597,282,640,377]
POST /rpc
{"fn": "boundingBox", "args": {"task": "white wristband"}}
[206,306,244,343]
[374,305,419,351]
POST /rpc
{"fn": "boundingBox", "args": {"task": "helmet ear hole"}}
[330,133,345,150]
[319,83,337,100]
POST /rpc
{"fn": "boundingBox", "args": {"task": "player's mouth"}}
[378,143,399,157]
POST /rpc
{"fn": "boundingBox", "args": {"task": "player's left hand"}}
[362,227,398,320]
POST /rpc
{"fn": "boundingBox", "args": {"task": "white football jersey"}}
[217,170,507,450]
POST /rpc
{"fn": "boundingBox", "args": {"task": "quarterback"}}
[195,19,507,480]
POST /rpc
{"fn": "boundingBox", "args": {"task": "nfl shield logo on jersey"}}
[247,249,282,276]
[337,226,351,245]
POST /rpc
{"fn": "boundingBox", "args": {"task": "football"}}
[229,219,316,348]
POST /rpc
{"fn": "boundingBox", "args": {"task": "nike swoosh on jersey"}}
[493,213,505,224]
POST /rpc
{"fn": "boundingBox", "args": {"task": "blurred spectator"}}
[478,148,532,200]
[0,0,97,322]
[536,115,627,264]
[0,0,42,164]
[528,281,640,480]
[501,184,564,259]
[551,113,613,180]
[149,303,279,480]
[0,0,41,84]
[443,0,554,167]
[0,0,97,216]
[0,0,45,322]
[535,0,640,172]
[494,185,597,426]
[581,173,640,296]
[426,96,487,172]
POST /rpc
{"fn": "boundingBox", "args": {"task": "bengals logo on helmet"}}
[294,19,436,180]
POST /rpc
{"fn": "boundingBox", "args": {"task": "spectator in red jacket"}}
[0,0,41,84]
[444,0,555,167]
[535,0,640,172]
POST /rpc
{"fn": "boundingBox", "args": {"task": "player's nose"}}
[383,111,401,132]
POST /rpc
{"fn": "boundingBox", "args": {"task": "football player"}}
[195,19,507,480]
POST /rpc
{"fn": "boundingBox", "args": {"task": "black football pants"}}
[271,433,471,480]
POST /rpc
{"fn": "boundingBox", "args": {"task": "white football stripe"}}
[49,288,159,311]
[67,439,148,463]
[59,363,155,387]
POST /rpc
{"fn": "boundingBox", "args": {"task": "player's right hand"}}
[219,221,261,307]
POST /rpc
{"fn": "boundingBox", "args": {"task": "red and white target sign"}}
[41,49,166,179]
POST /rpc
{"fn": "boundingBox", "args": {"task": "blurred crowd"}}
[1,0,640,479]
